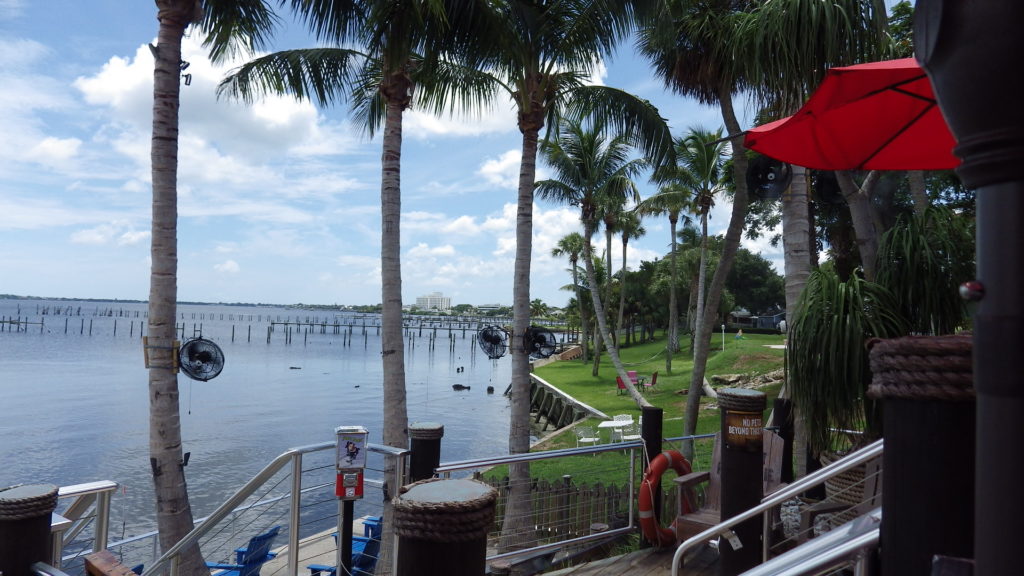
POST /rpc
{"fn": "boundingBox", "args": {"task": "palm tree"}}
[536,116,652,406]
[468,0,673,551]
[616,211,645,344]
[217,0,496,561]
[676,127,728,382]
[636,181,694,371]
[552,232,590,361]
[146,2,279,570]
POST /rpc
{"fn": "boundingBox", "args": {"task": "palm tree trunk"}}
[683,89,750,459]
[149,3,204,572]
[782,165,814,477]
[666,216,679,372]
[616,238,627,343]
[582,224,650,407]
[571,259,589,362]
[377,90,409,572]
[909,170,928,215]
[836,170,881,281]
[500,123,538,552]
[694,208,709,367]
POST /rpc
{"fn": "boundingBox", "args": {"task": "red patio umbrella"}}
[743,58,960,171]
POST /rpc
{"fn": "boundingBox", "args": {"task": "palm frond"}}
[200,0,281,64]
[789,267,908,455]
[875,206,975,335]
[217,48,365,108]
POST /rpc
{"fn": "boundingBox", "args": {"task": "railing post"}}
[408,422,444,482]
[868,335,975,574]
[639,406,663,548]
[394,479,497,576]
[92,490,112,552]
[288,452,304,576]
[718,389,766,576]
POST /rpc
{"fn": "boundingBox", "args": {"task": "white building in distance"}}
[416,292,450,312]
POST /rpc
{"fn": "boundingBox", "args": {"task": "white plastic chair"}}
[620,422,642,442]
[575,425,600,448]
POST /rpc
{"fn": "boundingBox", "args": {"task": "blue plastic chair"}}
[308,516,383,576]
[207,525,281,576]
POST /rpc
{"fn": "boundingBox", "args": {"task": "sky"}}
[0,0,783,308]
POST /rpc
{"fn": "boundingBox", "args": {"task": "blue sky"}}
[0,0,780,307]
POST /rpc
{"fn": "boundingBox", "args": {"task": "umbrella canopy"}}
[744,58,959,171]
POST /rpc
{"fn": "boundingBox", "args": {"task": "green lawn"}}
[481,330,787,485]
[534,330,786,444]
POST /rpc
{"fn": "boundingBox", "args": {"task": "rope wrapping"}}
[393,478,497,543]
[0,484,59,521]
[867,334,974,401]
[718,388,768,412]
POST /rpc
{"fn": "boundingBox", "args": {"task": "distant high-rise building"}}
[416,291,450,312]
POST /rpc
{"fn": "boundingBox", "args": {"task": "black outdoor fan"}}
[178,337,225,381]
[477,325,510,359]
[747,155,793,201]
[523,326,557,359]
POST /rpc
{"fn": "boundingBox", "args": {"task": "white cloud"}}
[215,260,240,274]
[26,136,82,168]
[70,221,148,245]
[478,150,522,190]
[404,99,517,139]
[408,243,456,257]
[0,0,24,20]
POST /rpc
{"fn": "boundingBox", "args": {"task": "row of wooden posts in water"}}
[1,315,580,353]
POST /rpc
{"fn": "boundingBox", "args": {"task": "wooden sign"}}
[725,411,763,450]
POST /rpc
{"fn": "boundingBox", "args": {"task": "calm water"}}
[0,299,512,536]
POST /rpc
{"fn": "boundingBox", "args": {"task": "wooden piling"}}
[718,388,766,575]
[394,478,496,576]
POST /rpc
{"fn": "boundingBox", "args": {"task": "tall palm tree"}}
[636,182,694,371]
[676,127,728,382]
[467,0,672,551]
[552,232,590,361]
[536,116,651,406]
[616,211,645,344]
[147,1,278,571]
[217,0,496,561]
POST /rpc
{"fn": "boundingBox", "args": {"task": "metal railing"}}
[671,438,885,576]
[739,508,881,576]
[142,441,407,576]
[53,480,119,568]
[437,440,643,566]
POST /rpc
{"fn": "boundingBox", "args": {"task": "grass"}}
[483,330,787,484]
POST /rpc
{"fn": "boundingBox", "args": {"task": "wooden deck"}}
[544,544,719,576]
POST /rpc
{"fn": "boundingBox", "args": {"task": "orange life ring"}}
[638,449,693,547]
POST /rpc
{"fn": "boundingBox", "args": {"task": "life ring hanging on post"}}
[638,449,693,547]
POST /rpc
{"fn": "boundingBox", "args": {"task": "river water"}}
[0,298,513,539]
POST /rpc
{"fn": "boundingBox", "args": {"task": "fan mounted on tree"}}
[747,155,793,201]
[477,325,509,359]
[178,337,225,381]
[523,326,557,359]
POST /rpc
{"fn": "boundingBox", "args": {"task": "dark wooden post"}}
[772,398,794,484]
[394,478,497,576]
[409,422,444,482]
[0,484,59,576]
[718,388,766,575]
[640,405,663,548]
[868,335,975,574]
